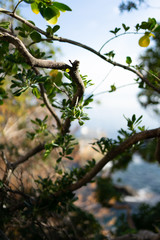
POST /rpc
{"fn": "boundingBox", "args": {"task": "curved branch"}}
[66,127,160,192]
[99,31,142,53]
[0,9,159,93]
[0,31,70,70]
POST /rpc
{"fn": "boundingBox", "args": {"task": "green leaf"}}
[0,22,10,29]
[110,27,121,35]
[56,157,62,163]
[66,156,73,160]
[132,114,136,123]
[30,31,42,42]
[52,25,60,33]
[53,2,72,12]
[140,18,157,31]
[39,3,60,20]
[109,84,116,92]
[32,87,41,98]
[104,50,115,59]
[126,56,132,65]
[31,2,39,14]
[122,23,130,32]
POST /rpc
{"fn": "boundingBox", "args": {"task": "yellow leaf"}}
[49,69,58,77]
[31,2,39,15]
[47,16,58,25]
[138,35,150,47]
[149,33,155,38]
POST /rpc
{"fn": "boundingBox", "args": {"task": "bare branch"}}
[11,143,45,170]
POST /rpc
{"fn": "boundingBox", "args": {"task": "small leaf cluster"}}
[34,176,75,213]
[11,69,47,97]
[140,18,158,32]
[15,21,41,42]
[60,101,90,126]
[0,21,10,29]
[27,115,49,140]
[35,159,96,200]
[104,50,115,59]
[0,42,26,75]
[46,25,60,37]
[50,73,92,126]
[92,137,115,155]
[92,115,145,156]
[24,0,72,25]
[44,134,77,160]
[124,114,145,133]
[110,23,130,35]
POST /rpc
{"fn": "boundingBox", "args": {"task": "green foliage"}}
[122,23,130,32]
[110,27,121,35]
[11,69,47,96]
[46,24,60,36]
[27,0,72,24]
[92,114,145,157]
[140,18,157,31]
[0,21,10,29]
[126,56,132,65]
[104,50,115,59]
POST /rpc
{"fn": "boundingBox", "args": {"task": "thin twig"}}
[99,31,143,53]
[39,83,62,129]
[11,143,45,170]
[12,0,23,14]
[94,82,137,96]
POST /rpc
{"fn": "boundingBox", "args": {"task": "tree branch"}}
[11,143,45,170]
[32,67,62,129]
[61,60,85,134]
[39,83,62,129]
[66,127,160,192]
[0,31,70,70]
[0,9,159,93]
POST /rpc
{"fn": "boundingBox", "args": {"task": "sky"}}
[20,0,160,138]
